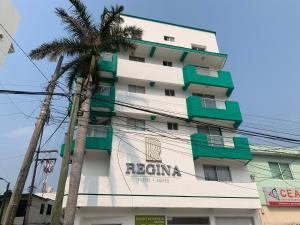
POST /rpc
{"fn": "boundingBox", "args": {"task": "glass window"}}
[129,55,145,62]
[165,89,175,96]
[163,61,173,67]
[128,85,145,94]
[40,203,45,215]
[167,122,178,130]
[98,83,111,96]
[46,204,52,215]
[269,162,293,180]
[191,44,206,51]
[127,118,145,131]
[197,125,224,147]
[167,217,210,225]
[164,36,175,42]
[204,165,231,182]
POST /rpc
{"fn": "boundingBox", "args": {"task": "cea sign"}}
[125,137,182,177]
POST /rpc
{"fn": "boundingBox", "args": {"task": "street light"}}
[0,177,10,224]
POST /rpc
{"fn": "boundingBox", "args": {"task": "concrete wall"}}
[121,15,219,53]
[0,0,19,66]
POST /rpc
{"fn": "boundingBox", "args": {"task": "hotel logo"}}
[145,137,162,162]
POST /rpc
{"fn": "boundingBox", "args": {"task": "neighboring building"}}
[0,192,54,225]
[0,0,19,66]
[62,14,261,225]
[248,146,300,225]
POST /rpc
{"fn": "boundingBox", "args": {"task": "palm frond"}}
[29,38,88,60]
[55,7,88,39]
[69,0,94,30]
[100,5,124,36]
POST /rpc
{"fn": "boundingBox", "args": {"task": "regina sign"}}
[264,187,300,206]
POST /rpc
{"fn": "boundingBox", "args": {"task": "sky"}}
[0,0,300,193]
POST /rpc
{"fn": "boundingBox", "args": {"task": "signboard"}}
[135,215,166,225]
[264,187,300,206]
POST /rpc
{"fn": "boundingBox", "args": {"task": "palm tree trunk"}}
[63,55,96,225]
[2,56,64,225]
[51,77,83,225]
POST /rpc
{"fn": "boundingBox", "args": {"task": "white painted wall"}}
[0,0,19,66]
[74,208,260,225]
[64,130,260,209]
[122,15,219,53]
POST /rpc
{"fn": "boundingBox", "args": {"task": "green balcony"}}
[97,53,118,79]
[186,96,242,128]
[90,85,115,111]
[191,133,252,161]
[183,65,234,96]
[60,125,113,156]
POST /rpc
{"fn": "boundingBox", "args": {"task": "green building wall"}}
[247,149,300,205]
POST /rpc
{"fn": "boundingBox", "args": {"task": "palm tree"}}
[29,1,142,224]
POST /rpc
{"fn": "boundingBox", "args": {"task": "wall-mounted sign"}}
[264,187,300,206]
[135,215,166,225]
[125,137,182,179]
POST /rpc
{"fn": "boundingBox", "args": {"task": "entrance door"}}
[215,217,254,225]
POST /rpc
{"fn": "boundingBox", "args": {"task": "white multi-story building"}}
[63,14,261,225]
[0,0,19,66]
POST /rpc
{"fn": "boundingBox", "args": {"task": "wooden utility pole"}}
[51,77,83,225]
[2,56,64,225]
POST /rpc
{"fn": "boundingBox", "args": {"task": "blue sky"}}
[0,0,300,192]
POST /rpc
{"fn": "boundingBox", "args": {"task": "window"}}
[191,44,206,51]
[167,122,178,130]
[97,83,111,96]
[163,61,173,67]
[165,89,175,96]
[127,118,145,131]
[167,217,210,225]
[164,36,175,42]
[129,55,145,62]
[204,165,231,181]
[268,162,293,180]
[192,93,216,108]
[197,125,224,147]
[128,84,145,94]
[40,203,45,215]
[46,204,52,215]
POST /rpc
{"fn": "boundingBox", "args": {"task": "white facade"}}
[65,14,261,225]
[0,0,19,66]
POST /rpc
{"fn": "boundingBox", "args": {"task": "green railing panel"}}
[186,96,242,128]
[191,133,252,160]
[183,65,234,96]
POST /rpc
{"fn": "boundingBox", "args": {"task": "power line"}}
[0,23,68,93]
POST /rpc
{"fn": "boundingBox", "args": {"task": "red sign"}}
[264,187,300,206]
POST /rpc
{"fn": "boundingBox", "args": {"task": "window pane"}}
[197,125,209,134]
[217,166,231,181]
[127,118,136,128]
[136,86,145,94]
[208,135,224,147]
[204,165,217,181]
[269,162,282,179]
[128,85,136,93]
[136,120,145,131]
[280,163,293,180]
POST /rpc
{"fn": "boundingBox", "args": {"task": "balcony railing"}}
[60,125,113,156]
[201,98,226,110]
[90,85,115,111]
[191,133,252,161]
[97,52,118,79]
[186,96,243,128]
[183,65,234,96]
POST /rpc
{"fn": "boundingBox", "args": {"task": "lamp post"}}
[0,177,10,224]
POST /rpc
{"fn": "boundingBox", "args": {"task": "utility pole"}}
[51,77,83,225]
[23,147,57,225]
[2,56,64,225]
